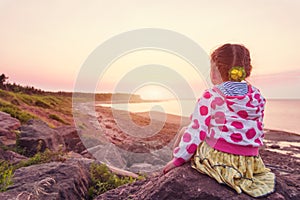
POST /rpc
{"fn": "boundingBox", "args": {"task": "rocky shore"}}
[0,106,299,199]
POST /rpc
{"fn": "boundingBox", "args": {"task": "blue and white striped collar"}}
[216,81,248,96]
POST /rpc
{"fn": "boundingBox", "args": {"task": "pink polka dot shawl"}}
[173,83,266,167]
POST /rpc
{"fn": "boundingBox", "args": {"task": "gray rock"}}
[96,162,300,200]
[130,163,162,174]
[18,120,66,156]
[0,111,20,146]
[0,111,20,130]
[0,159,92,200]
[0,148,27,164]
[55,126,86,154]
[92,143,127,169]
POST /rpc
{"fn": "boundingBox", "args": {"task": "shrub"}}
[88,163,136,199]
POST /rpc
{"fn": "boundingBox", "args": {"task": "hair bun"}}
[229,66,246,82]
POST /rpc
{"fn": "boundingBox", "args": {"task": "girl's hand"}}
[163,160,177,174]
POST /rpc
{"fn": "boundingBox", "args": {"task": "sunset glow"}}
[1,0,299,98]
[135,85,174,100]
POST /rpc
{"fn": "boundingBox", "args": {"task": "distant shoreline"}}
[95,103,300,136]
[92,105,300,160]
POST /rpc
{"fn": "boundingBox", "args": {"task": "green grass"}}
[17,93,34,105]
[0,99,35,123]
[17,148,65,168]
[0,161,13,192]
[0,89,72,126]
[15,92,60,108]
[0,89,14,100]
[88,162,137,199]
[0,146,143,194]
[0,148,66,192]
[34,99,51,108]
[0,151,138,194]
[49,114,69,125]
[10,90,72,111]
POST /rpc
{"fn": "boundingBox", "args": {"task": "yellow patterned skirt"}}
[191,141,275,197]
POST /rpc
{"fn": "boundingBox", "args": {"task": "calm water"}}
[264,99,300,134]
[98,99,300,134]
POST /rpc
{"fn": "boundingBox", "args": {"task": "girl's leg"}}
[172,127,186,150]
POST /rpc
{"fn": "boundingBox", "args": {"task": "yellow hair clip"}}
[229,66,246,81]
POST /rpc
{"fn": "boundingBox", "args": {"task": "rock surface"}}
[55,126,86,154]
[17,120,66,156]
[0,111,20,146]
[96,154,299,200]
[95,130,300,200]
[0,158,92,200]
[16,120,91,158]
[0,148,27,164]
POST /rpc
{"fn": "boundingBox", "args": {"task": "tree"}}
[0,73,8,89]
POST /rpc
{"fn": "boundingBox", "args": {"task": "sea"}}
[98,99,300,135]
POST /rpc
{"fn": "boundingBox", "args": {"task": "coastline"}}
[97,98,300,135]
[94,105,300,159]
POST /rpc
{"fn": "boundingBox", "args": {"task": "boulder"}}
[96,150,300,200]
[0,112,20,131]
[0,148,27,164]
[55,126,86,154]
[0,111,20,146]
[18,120,66,156]
[17,120,92,158]
[0,159,93,200]
[96,164,257,200]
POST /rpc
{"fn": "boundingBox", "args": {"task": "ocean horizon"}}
[98,98,300,134]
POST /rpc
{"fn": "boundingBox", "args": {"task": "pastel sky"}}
[0,0,299,99]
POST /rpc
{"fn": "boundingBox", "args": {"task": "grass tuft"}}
[88,162,136,199]
[0,161,13,192]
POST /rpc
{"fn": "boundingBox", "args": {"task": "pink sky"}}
[0,0,299,99]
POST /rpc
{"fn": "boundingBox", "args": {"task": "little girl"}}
[163,44,275,197]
